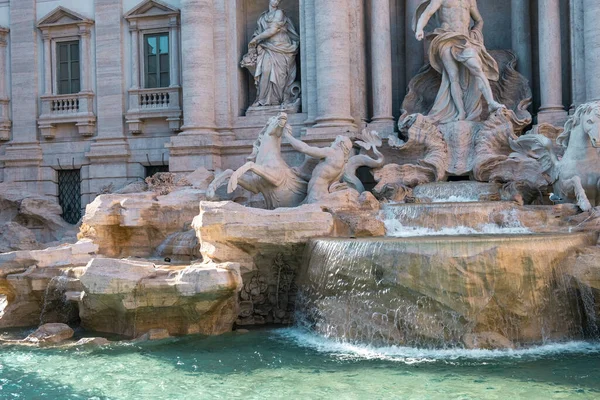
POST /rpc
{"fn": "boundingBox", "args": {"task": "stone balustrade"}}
[125,86,182,134]
[38,92,96,139]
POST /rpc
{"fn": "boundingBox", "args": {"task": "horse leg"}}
[562,176,592,211]
[228,162,255,193]
[246,164,285,187]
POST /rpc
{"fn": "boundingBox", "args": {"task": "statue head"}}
[262,112,288,138]
[558,101,600,149]
[270,0,282,9]
[332,135,353,159]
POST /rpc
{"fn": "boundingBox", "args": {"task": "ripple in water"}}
[276,327,600,364]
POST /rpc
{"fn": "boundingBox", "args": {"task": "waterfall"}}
[295,233,596,349]
[576,281,600,339]
[383,202,531,237]
[39,274,79,325]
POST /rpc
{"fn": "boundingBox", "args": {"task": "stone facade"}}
[0,0,596,221]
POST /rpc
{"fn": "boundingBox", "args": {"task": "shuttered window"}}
[57,41,80,95]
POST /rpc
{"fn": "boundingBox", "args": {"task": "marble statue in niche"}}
[241,0,301,116]
[414,0,505,123]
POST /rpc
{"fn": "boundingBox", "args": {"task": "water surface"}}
[1,328,600,399]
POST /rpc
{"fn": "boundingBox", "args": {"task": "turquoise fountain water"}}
[1,328,600,399]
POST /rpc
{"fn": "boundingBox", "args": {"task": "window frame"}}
[143,31,170,89]
[56,39,81,95]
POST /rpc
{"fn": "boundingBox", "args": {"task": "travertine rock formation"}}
[0,183,77,253]
[80,188,206,258]
[77,258,242,337]
[0,240,97,328]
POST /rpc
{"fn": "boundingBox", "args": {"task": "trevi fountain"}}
[0,0,600,398]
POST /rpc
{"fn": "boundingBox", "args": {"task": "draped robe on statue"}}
[251,11,300,107]
[413,0,500,124]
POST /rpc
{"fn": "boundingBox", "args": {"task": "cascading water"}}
[295,232,598,349]
[39,274,79,325]
[383,202,539,237]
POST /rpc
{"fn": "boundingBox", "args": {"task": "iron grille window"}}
[144,33,170,88]
[58,169,81,225]
[145,165,169,177]
[57,40,80,94]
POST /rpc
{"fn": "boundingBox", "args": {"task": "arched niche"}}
[236,0,301,115]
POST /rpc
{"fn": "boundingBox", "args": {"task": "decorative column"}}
[2,0,43,194]
[86,0,131,196]
[537,0,567,125]
[42,30,52,95]
[405,0,425,85]
[179,0,217,134]
[169,16,180,87]
[130,22,139,90]
[570,0,586,109]
[167,0,221,172]
[310,0,355,135]
[584,0,600,101]
[79,24,92,92]
[0,28,11,141]
[369,0,394,136]
[302,0,318,128]
[511,0,532,85]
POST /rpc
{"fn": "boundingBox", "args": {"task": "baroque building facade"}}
[0,0,598,222]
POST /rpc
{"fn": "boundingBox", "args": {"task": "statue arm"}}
[415,0,442,40]
[470,0,484,32]
[284,129,329,159]
[249,11,285,46]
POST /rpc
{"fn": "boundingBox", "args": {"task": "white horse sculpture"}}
[209,112,307,210]
[510,101,600,211]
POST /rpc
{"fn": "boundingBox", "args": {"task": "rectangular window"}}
[57,41,80,95]
[57,169,81,225]
[144,33,170,88]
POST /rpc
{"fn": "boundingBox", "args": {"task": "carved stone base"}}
[245,98,301,117]
[439,121,479,176]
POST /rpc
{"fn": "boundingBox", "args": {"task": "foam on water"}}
[384,219,531,237]
[276,327,600,364]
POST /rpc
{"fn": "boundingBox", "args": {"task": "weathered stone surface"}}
[80,188,206,258]
[0,241,94,328]
[24,323,74,345]
[194,201,334,272]
[0,183,76,253]
[0,240,98,274]
[78,258,242,338]
[0,222,39,253]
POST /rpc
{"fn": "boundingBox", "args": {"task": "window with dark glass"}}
[57,40,80,95]
[144,33,169,88]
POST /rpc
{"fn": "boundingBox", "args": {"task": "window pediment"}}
[37,7,93,29]
[125,0,180,21]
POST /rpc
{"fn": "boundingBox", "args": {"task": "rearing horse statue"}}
[510,101,600,211]
[210,112,307,209]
